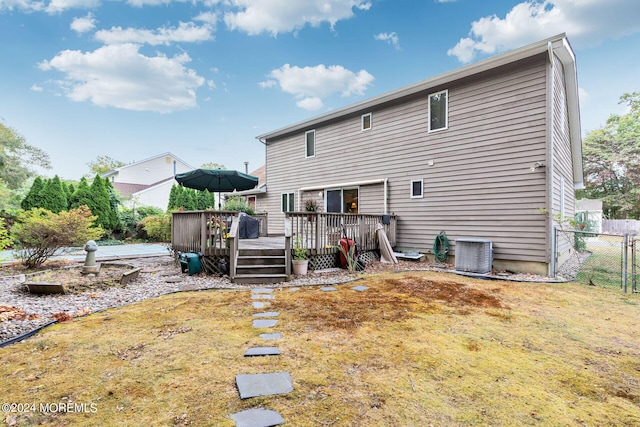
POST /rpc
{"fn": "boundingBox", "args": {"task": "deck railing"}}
[285,212,397,255]
[172,210,236,256]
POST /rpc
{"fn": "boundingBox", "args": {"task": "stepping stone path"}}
[230,287,290,426]
[253,312,279,318]
[252,319,278,328]
[230,408,285,427]
[230,282,370,425]
[259,333,281,340]
[236,372,293,399]
[244,347,281,357]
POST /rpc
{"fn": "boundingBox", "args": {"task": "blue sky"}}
[1,0,639,180]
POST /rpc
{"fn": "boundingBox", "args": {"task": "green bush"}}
[139,213,172,243]
[224,196,255,215]
[11,206,104,268]
[118,205,164,238]
[0,217,13,250]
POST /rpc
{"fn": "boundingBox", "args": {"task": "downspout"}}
[384,178,388,214]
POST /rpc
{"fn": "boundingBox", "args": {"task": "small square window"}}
[362,113,372,131]
[428,90,448,132]
[411,180,423,198]
[305,130,315,158]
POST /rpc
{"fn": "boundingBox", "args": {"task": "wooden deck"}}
[171,210,397,279]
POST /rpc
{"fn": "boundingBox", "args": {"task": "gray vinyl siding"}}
[265,55,551,263]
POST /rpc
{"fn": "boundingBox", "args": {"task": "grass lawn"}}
[2,271,640,426]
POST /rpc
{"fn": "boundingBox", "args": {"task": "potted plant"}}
[304,198,318,221]
[292,237,308,275]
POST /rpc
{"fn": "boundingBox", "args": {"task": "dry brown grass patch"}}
[1,271,640,426]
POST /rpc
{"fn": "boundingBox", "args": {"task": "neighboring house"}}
[576,199,603,233]
[233,165,267,211]
[256,34,584,276]
[103,152,195,210]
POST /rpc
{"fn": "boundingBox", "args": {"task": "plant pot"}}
[292,259,308,276]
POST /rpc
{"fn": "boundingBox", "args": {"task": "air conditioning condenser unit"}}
[455,238,493,274]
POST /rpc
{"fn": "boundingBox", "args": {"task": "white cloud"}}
[224,0,372,36]
[1,0,100,12]
[70,13,96,33]
[578,87,589,107]
[0,0,43,12]
[374,32,400,50]
[30,84,43,92]
[45,0,100,14]
[448,0,640,63]
[194,11,218,26]
[296,97,324,111]
[95,21,214,45]
[38,43,205,113]
[260,63,374,109]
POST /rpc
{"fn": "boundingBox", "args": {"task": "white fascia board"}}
[551,38,584,189]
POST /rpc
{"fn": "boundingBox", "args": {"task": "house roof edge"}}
[257,34,568,141]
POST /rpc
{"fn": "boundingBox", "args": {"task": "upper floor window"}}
[429,90,448,132]
[410,179,423,198]
[362,113,372,131]
[305,130,315,158]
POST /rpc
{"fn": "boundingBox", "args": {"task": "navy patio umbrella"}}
[174,168,259,209]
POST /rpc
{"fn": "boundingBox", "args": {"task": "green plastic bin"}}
[179,252,201,276]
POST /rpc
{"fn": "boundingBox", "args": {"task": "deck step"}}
[236,265,286,275]
[237,255,285,266]
[231,247,288,283]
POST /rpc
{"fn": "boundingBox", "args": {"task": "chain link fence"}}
[554,229,637,292]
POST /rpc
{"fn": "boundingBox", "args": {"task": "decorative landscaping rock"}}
[25,282,65,295]
[120,268,142,285]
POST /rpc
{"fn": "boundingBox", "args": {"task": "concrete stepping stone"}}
[253,312,279,318]
[230,408,285,427]
[244,347,281,357]
[253,319,278,328]
[352,285,369,291]
[260,333,281,340]
[251,288,274,294]
[236,372,293,399]
[252,302,269,309]
[320,286,338,292]
[288,287,300,291]
[252,294,275,300]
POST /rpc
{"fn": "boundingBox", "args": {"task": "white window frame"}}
[281,192,295,213]
[361,113,372,131]
[410,179,424,199]
[428,89,448,132]
[305,129,315,158]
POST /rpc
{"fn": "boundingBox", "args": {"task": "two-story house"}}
[256,34,583,276]
[103,152,195,210]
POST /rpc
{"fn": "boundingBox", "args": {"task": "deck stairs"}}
[232,248,288,284]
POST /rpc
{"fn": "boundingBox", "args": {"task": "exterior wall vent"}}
[455,238,493,273]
